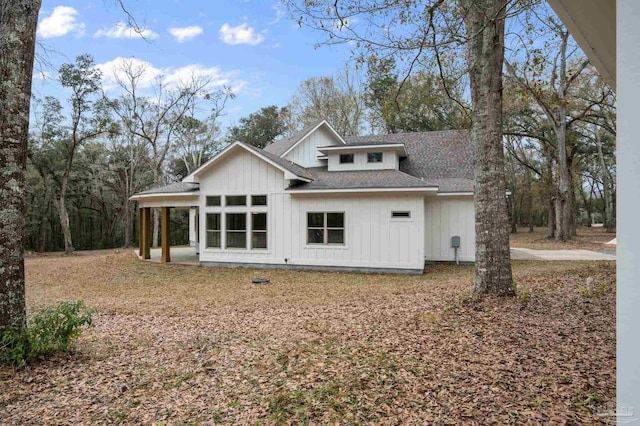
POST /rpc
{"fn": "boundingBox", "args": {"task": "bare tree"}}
[106,59,216,246]
[504,9,598,241]
[0,0,42,327]
[173,88,233,175]
[56,54,107,254]
[289,66,365,136]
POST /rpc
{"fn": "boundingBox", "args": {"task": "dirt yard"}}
[509,226,616,251]
[1,251,615,424]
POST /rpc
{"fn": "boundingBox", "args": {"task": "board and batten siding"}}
[283,126,342,167]
[424,196,475,262]
[196,146,426,271]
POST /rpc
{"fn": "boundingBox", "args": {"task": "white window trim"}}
[306,211,346,246]
[250,212,268,250]
[201,194,270,253]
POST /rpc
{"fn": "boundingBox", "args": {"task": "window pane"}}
[226,213,246,231]
[327,230,344,244]
[206,196,221,206]
[367,152,383,163]
[226,232,246,248]
[206,213,220,230]
[206,231,220,248]
[251,195,267,206]
[252,213,267,231]
[226,195,246,206]
[252,232,267,249]
[307,212,324,228]
[339,154,354,164]
[307,229,324,244]
[327,212,344,228]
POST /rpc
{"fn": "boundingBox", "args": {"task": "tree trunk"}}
[525,168,534,232]
[58,172,74,254]
[0,0,41,328]
[461,0,514,296]
[124,200,132,247]
[509,194,517,234]
[555,117,572,241]
[596,127,615,232]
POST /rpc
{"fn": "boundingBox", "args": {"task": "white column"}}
[618,0,640,412]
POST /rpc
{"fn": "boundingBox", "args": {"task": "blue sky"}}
[32,0,354,126]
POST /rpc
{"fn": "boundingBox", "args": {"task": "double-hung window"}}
[206,213,221,248]
[225,213,247,249]
[307,212,344,245]
[251,213,267,249]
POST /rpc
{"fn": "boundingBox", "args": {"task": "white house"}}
[131,120,476,274]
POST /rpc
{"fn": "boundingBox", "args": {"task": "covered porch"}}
[130,182,200,264]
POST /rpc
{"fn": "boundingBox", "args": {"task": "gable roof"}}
[241,142,313,180]
[184,141,313,182]
[263,120,346,157]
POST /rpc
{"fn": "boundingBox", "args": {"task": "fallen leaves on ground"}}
[509,226,615,251]
[0,252,615,425]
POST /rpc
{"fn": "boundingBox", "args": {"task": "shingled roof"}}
[263,119,325,157]
[287,167,437,191]
[136,182,200,196]
[345,130,473,180]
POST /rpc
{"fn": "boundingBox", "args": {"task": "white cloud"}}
[37,6,85,38]
[96,57,245,95]
[94,21,159,40]
[168,25,203,43]
[268,3,285,25]
[219,23,265,45]
[32,71,52,80]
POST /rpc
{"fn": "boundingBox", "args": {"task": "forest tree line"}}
[25,3,615,254]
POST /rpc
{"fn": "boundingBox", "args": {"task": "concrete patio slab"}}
[511,247,616,261]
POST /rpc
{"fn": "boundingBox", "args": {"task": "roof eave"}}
[287,187,438,194]
[130,191,200,201]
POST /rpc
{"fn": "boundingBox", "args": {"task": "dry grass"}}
[509,226,615,250]
[0,251,615,424]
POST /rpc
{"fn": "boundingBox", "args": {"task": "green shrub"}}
[0,301,94,368]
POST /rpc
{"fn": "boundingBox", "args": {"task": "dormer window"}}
[367,152,383,163]
[339,154,354,164]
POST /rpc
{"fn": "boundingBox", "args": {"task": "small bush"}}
[1,301,94,368]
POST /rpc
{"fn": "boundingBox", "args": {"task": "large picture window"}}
[307,212,344,245]
[251,213,267,249]
[225,213,247,248]
[206,213,221,248]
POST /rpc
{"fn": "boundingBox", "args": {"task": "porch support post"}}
[140,207,151,260]
[161,207,171,263]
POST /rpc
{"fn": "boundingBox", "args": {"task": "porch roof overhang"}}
[131,192,200,208]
